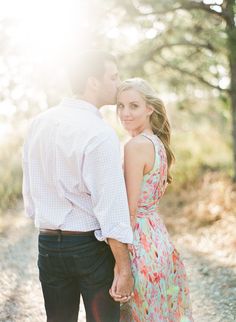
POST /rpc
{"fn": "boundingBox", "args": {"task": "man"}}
[22,51,134,322]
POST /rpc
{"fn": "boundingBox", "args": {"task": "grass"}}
[170,125,233,190]
[162,171,236,232]
[0,136,23,213]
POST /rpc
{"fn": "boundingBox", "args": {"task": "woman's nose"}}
[122,107,131,116]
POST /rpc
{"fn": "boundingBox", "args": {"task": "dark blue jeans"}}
[38,233,119,322]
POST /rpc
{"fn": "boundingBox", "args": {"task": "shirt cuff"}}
[94,224,133,244]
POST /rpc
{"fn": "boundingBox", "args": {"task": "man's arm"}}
[83,129,134,298]
[108,239,133,300]
[110,137,148,300]
[22,131,35,219]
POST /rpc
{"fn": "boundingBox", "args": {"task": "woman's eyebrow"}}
[117,100,139,104]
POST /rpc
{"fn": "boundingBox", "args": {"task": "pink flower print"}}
[143,195,148,201]
[148,219,156,230]
[146,177,153,184]
[148,274,153,283]
[152,272,165,284]
[132,308,140,322]
[140,264,149,278]
[140,233,150,252]
[133,289,143,309]
[160,166,165,177]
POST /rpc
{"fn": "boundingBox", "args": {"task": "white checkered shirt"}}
[22,98,133,244]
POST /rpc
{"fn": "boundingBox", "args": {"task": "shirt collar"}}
[60,97,102,119]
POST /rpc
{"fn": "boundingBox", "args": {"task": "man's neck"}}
[79,94,101,109]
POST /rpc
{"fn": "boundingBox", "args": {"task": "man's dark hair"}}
[69,50,117,95]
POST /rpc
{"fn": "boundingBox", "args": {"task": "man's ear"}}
[87,76,99,91]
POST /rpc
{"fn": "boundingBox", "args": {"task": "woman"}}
[115,78,193,321]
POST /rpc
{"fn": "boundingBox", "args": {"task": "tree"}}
[109,0,236,180]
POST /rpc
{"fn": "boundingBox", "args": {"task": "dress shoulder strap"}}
[139,133,159,173]
[140,133,158,146]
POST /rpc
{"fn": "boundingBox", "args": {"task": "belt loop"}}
[57,229,62,242]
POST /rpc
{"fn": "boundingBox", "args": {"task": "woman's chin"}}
[122,125,133,132]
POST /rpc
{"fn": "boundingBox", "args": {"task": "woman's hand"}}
[127,243,133,255]
[109,264,134,303]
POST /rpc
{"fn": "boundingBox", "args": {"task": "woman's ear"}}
[147,104,154,116]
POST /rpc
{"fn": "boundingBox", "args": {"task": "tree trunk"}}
[230,61,236,182]
[226,0,236,181]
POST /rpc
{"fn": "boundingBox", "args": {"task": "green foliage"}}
[0,137,23,213]
[168,95,233,188]
[171,128,232,189]
[108,0,231,102]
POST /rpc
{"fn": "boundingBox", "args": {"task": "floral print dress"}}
[120,133,193,322]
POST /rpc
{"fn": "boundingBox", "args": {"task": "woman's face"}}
[117,89,153,133]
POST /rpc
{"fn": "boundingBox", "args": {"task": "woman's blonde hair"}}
[117,78,175,183]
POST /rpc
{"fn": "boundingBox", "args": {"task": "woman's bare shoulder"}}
[124,135,153,154]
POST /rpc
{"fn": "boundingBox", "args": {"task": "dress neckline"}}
[140,132,155,137]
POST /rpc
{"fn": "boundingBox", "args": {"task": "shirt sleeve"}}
[22,123,35,219]
[82,129,133,244]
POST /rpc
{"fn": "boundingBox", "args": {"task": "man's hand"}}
[109,265,134,302]
[107,239,134,302]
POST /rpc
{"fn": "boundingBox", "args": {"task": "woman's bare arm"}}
[124,137,150,229]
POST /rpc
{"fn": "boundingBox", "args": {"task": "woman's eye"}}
[131,104,138,109]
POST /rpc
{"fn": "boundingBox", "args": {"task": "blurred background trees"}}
[0,0,235,212]
[109,0,236,181]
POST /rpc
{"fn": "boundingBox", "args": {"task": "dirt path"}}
[174,240,236,322]
[0,205,235,322]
